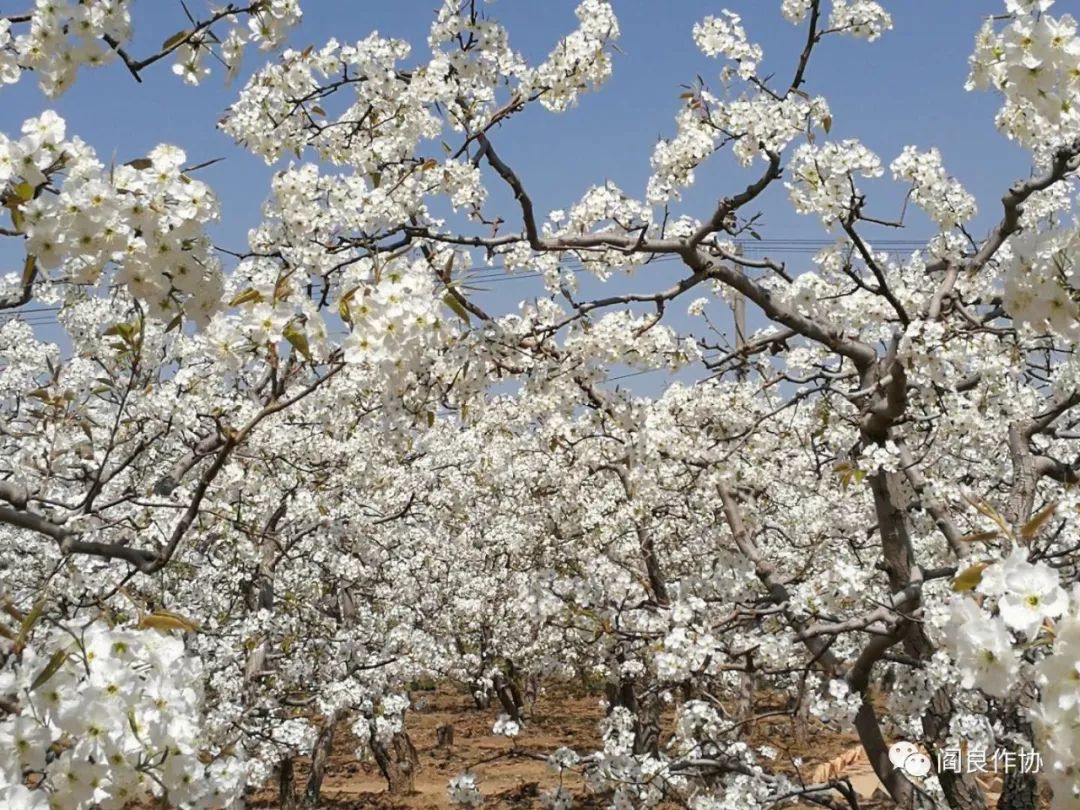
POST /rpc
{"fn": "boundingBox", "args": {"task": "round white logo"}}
[889,741,932,778]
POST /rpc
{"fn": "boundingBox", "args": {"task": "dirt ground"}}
[243,685,943,809]
[249,686,604,809]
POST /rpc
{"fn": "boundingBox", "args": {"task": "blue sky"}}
[0,1,1036,388]
[0,1,1028,246]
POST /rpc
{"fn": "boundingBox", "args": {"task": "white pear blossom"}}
[693,11,764,79]
[0,3,1078,809]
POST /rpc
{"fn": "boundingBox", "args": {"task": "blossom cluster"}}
[0,0,303,96]
[339,257,457,385]
[523,0,620,112]
[1000,226,1080,341]
[0,622,245,809]
[648,92,831,202]
[2,2,1080,810]
[693,11,763,80]
[3,0,130,97]
[786,139,884,226]
[173,0,303,86]
[943,545,1080,804]
[448,772,482,807]
[3,112,223,326]
[827,0,893,42]
[890,146,977,231]
[781,0,812,25]
[967,0,1080,150]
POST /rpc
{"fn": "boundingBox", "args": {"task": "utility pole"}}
[732,244,747,381]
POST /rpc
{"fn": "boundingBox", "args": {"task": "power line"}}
[0,238,934,326]
[463,242,926,285]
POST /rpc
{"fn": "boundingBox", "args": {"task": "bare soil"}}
[244,685,914,809]
[248,686,604,809]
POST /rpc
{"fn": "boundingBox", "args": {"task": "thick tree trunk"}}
[868,469,989,810]
[922,688,987,810]
[997,423,1042,810]
[997,681,1039,810]
[302,711,340,808]
[370,728,419,794]
[506,660,527,714]
[604,670,660,758]
[436,723,455,749]
[735,652,756,740]
[636,524,670,606]
[455,633,492,709]
[632,688,662,757]
[493,669,524,723]
[792,673,814,746]
[471,684,491,710]
[278,756,297,810]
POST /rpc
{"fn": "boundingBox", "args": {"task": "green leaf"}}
[125,158,153,170]
[228,288,263,307]
[1021,501,1058,542]
[137,609,200,633]
[337,297,352,326]
[30,649,68,691]
[969,498,1012,538]
[162,29,191,51]
[5,182,33,231]
[103,321,137,343]
[14,599,45,653]
[20,254,35,285]
[957,530,1000,544]
[952,562,991,593]
[822,114,833,134]
[12,181,34,202]
[833,461,864,491]
[1023,634,1054,651]
[442,293,471,325]
[283,322,312,361]
[128,709,142,738]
